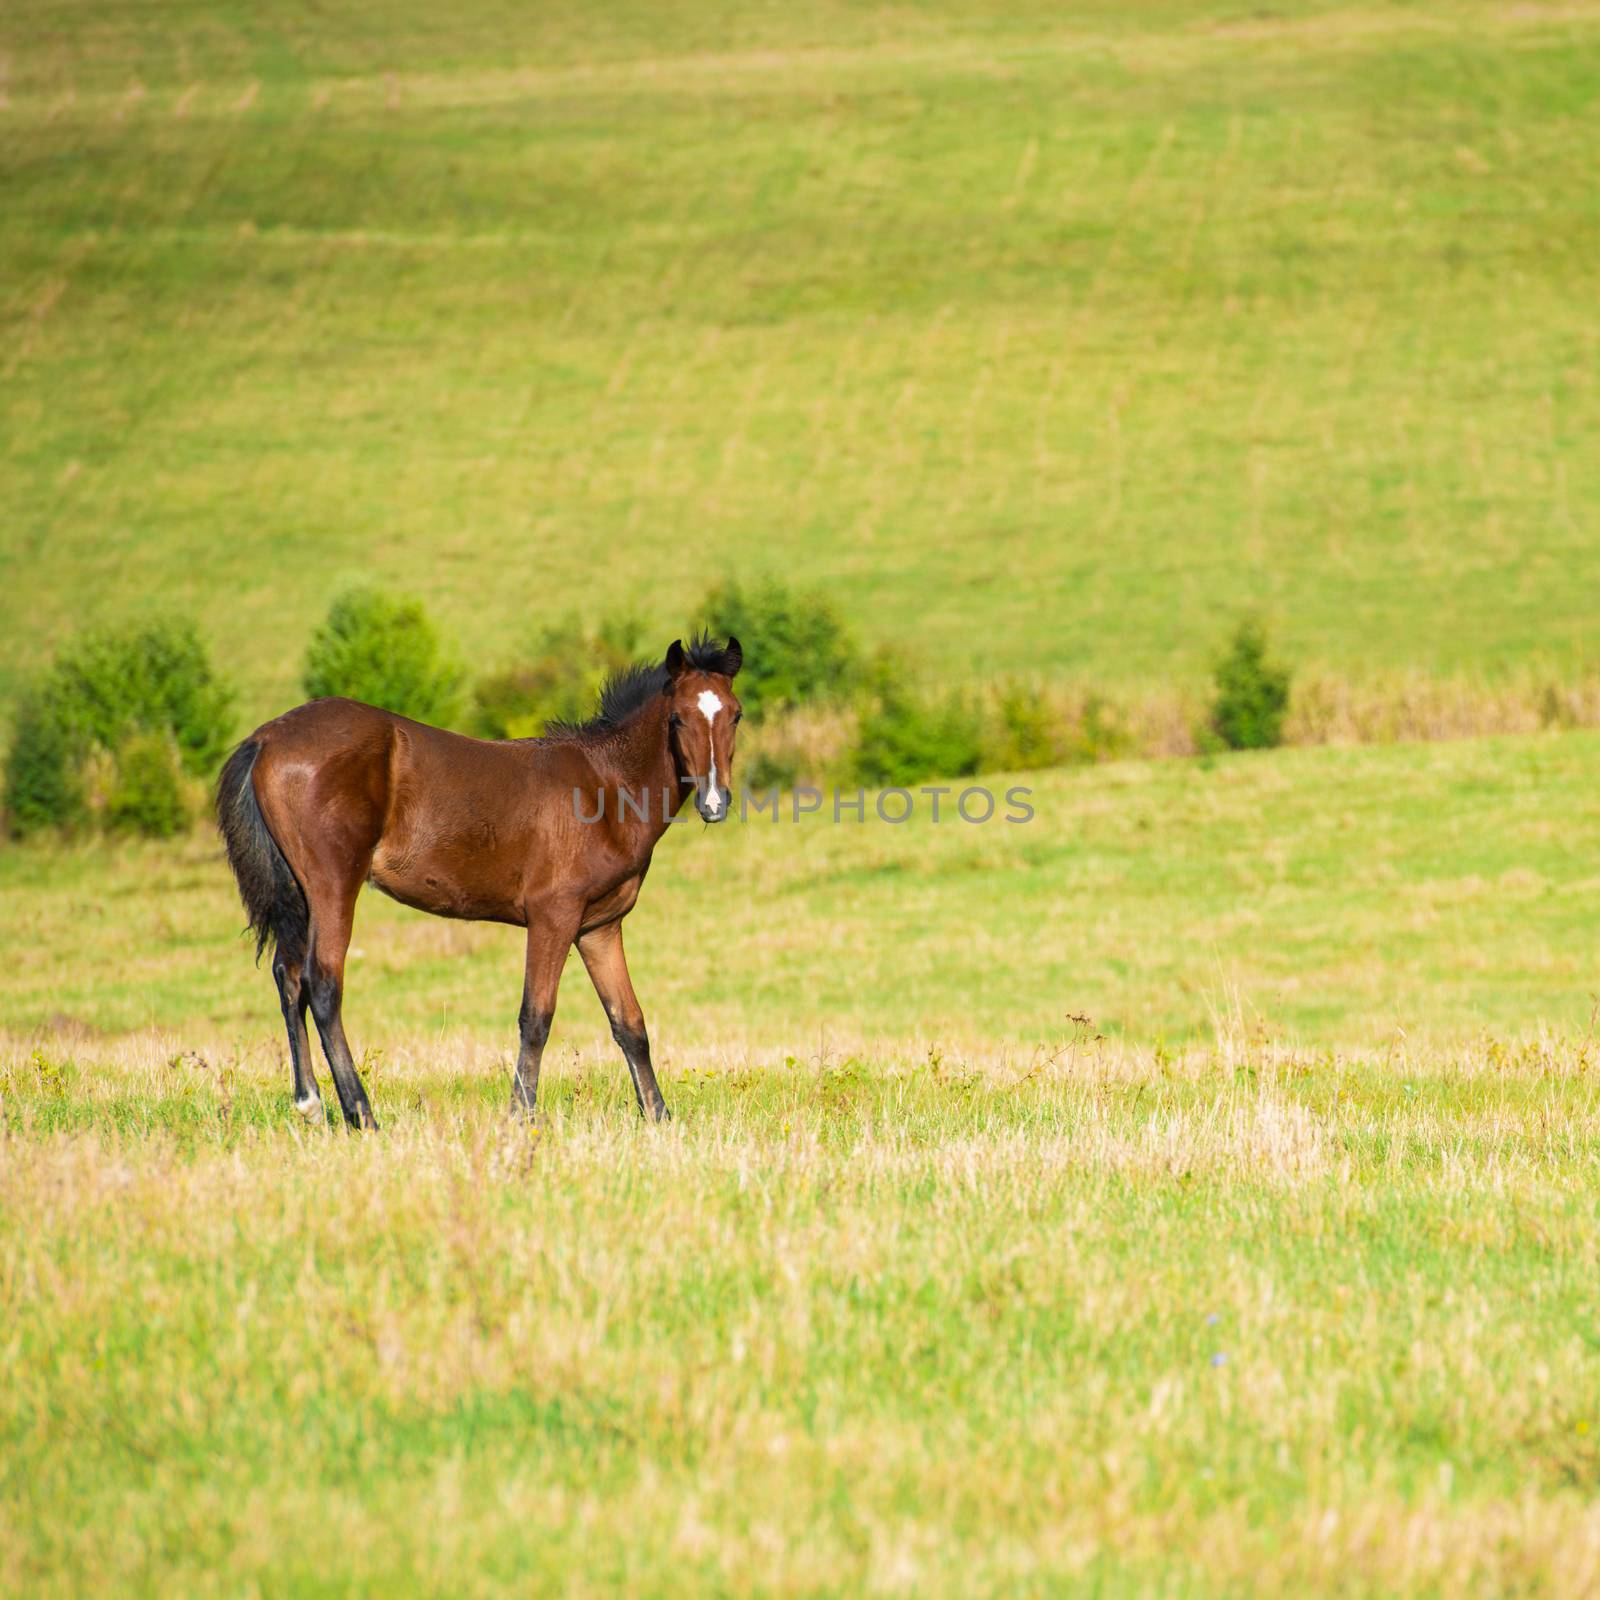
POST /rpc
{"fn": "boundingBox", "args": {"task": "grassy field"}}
[5,0,1600,718]
[7,1,1600,1589]
[3,736,1599,1592]
[5,1023,1600,1595]
[3,733,1598,1049]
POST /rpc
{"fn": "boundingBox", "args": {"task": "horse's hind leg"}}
[250,740,383,1130]
[273,954,322,1118]
[304,885,378,1131]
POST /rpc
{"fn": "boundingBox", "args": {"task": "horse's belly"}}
[368,848,526,926]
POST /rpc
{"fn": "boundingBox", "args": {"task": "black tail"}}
[216,740,308,966]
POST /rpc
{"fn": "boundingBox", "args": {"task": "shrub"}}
[3,687,89,834]
[470,658,593,740]
[850,656,984,787]
[1208,620,1291,751]
[3,617,233,837]
[302,586,463,724]
[469,612,647,739]
[980,681,1071,772]
[106,733,188,838]
[736,705,859,791]
[51,617,235,777]
[1071,693,1135,764]
[961,682,1136,775]
[699,577,858,722]
[740,743,804,792]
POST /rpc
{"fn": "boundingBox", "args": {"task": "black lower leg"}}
[307,969,377,1130]
[511,989,550,1119]
[273,958,321,1116]
[612,1018,669,1122]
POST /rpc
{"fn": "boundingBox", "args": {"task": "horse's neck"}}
[604,701,682,846]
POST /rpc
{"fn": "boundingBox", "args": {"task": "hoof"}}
[294,1093,323,1119]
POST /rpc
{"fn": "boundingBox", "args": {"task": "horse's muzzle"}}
[695,786,732,824]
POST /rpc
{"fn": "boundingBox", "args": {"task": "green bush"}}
[1208,620,1292,751]
[740,744,804,792]
[980,682,1070,772]
[971,683,1134,775]
[302,587,464,724]
[850,657,984,787]
[3,617,232,837]
[51,617,234,777]
[469,612,647,739]
[699,577,857,722]
[1072,694,1133,764]
[106,732,188,838]
[3,688,89,835]
[471,661,587,740]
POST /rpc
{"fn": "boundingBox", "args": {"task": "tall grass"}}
[3,1029,1599,1596]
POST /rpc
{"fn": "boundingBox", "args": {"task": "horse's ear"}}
[663,639,686,682]
[721,636,743,678]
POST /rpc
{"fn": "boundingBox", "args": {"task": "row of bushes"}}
[292,579,1291,787]
[0,580,1291,838]
[739,627,1286,791]
[314,581,865,741]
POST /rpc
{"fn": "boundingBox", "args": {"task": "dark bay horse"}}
[217,635,742,1129]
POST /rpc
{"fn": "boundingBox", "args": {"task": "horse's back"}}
[250,697,512,773]
[252,695,453,746]
[247,700,575,909]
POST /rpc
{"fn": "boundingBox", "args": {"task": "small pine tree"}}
[302,587,464,725]
[1209,620,1291,751]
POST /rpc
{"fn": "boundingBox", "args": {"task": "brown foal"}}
[217,636,743,1128]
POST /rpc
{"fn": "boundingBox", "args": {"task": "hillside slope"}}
[3,1,1598,716]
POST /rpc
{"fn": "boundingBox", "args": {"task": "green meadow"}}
[4,0,1600,716]
[3,733,1598,1050]
[4,1028,1600,1598]
[5,2,1600,1593]
[5,736,1600,1593]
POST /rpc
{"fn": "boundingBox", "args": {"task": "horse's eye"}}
[733,711,743,726]
[668,713,683,729]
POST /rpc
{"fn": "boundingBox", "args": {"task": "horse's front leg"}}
[577,919,670,1123]
[511,909,580,1121]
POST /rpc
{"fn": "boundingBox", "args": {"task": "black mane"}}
[545,634,739,740]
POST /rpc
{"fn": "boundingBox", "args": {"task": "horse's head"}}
[663,635,743,823]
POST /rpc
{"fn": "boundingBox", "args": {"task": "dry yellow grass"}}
[4,1028,1599,1596]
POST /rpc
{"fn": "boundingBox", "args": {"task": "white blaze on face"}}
[697,689,724,813]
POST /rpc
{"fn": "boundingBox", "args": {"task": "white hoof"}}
[294,1093,323,1118]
